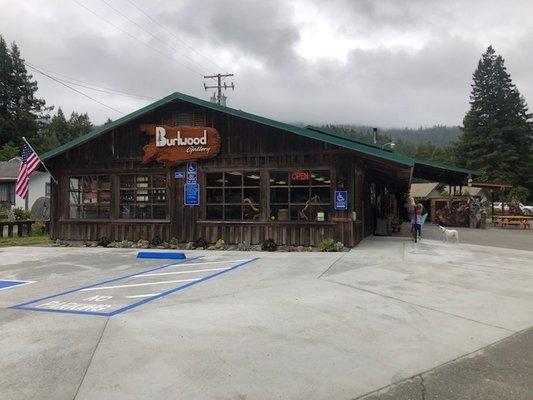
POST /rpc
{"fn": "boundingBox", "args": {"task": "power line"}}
[26,63,125,115]
[25,62,157,101]
[70,0,204,77]
[99,0,208,74]
[124,0,226,73]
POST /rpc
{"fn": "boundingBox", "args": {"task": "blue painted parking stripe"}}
[108,257,260,316]
[11,256,202,309]
[0,280,34,291]
[12,306,110,317]
[11,257,259,317]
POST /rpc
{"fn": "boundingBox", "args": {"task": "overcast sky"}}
[1,0,532,127]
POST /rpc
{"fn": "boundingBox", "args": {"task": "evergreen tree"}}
[67,111,92,142]
[0,142,18,160]
[37,108,93,151]
[39,107,68,151]
[0,36,16,147]
[0,35,50,156]
[456,46,533,194]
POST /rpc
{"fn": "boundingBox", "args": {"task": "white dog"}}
[439,226,459,243]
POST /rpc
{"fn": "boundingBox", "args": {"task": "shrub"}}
[507,186,530,203]
[97,236,111,247]
[194,238,208,249]
[169,237,179,246]
[320,237,343,252]
[12,207,31,221]
[0,204,7,220]
[150,235,163,247]
[261,238,278,252]
[53,239,70,247]
[32,221,46,234]
[237,241,252,251]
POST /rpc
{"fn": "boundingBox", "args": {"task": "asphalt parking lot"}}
[1,236,532,400]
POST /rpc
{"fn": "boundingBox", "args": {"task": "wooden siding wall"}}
[47,101,384,246]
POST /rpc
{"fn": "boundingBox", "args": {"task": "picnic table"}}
[492,215,532,229]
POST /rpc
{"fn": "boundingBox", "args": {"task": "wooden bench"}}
[0,220,35,238]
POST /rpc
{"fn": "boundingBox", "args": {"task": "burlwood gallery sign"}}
[141,124,220,166]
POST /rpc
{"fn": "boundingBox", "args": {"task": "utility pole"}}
[203,73,234,106]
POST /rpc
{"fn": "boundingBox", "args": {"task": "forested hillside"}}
[318,124,458,165]
[320,125,460,146]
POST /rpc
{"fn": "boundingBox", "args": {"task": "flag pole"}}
[22,137,58,184]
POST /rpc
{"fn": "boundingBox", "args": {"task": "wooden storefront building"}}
[41,92,429,247]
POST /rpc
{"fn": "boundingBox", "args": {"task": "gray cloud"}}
[1,0,532,128]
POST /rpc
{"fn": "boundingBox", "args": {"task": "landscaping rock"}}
[135,239,150,249]
[213,239,227,250]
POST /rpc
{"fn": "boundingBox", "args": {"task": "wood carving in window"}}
[269,170,331,221]
[206,171,261,220]
[69,176,111,219]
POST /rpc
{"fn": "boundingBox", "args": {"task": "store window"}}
[269,170,331,221]
[0,182,15,205]
[69,176,111,219]
[119,174,167,219]
[205,171,260,220]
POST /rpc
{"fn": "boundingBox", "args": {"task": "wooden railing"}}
[0,220,35,238]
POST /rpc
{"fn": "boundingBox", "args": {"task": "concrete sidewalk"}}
[361,326,533,400]
[401,222,533,251]
[0,236,532,399]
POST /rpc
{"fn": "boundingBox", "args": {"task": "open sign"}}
[291,171,310,181]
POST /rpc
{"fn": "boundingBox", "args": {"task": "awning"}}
[413,160,480,186]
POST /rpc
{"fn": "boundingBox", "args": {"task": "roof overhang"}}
[413,160,480,186]
[471,180,512,190]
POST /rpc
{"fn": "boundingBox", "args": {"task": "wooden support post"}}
[491,189,495,221]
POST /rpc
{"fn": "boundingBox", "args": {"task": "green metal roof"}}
[414,159,481,176]
[40,91,414,167]
[39,90,479,182]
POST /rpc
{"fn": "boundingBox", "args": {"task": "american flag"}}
[16,142,41,199]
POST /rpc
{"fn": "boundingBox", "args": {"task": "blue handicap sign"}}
[184,183,200,206]
[334,190,348,210]
[186,162,197,183]
[174,171,185,179]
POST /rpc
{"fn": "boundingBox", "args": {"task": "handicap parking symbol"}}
[334,190,348,210]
